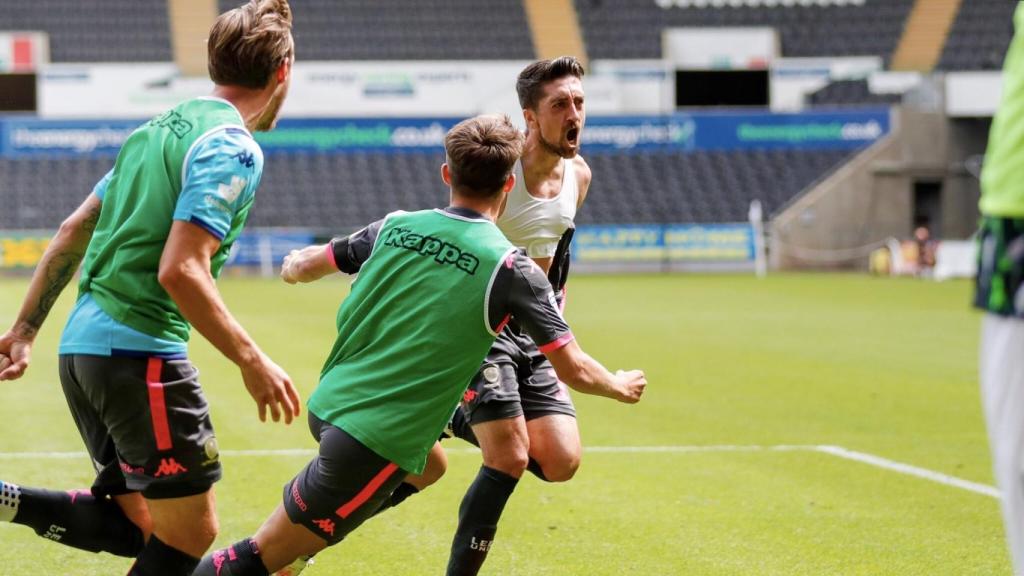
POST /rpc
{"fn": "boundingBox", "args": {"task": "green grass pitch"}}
[0,273,1008,574]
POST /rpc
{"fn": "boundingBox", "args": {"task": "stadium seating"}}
[0,148,852,231]
[805,80,903,108]
[574,0,915,63]
[0,157,112,230]
[936,0,1017,71]
[0,0,171,62]
[217,0,535,60]
[579,149,853,224]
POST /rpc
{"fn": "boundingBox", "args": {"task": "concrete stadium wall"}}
[770,106,981,270]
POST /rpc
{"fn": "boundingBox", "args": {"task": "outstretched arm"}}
[159,220,301,424]
[544,339,645,404]
[0,194,102,380]
[498,251,646,404]
[281,218,385,283]
[281,243,336,284]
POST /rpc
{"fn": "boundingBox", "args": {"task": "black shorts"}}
[282,413,408,545]
[460,326,576,426]
[975,216,1024,317]
[58,354,221,500]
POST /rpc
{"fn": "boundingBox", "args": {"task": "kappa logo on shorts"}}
[291,480,308,512]
[382,226,480,275]
[313,518,336,536]
[120,461,145,476]
[153,458,188,477]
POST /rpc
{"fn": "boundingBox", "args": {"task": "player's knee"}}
[190,517,219,553]
[417,450,449,489]
[538,455,581,483]
[483,447,530,476]
[159,515,219,557]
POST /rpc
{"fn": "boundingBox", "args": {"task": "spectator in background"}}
[914,226,936,274]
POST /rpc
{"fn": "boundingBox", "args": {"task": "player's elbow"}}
[54,214,91,252]
[158,259,197,295]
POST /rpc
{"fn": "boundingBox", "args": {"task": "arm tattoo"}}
[22,253,81,334]
[82,202,101,233]
[18,203,100,337]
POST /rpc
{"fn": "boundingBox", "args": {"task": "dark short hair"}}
[444,115,525,199]
[208,0,293,89]
[516,56,585,110]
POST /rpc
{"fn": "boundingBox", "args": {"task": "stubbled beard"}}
[539,131,576,159]
[254,91,285,131]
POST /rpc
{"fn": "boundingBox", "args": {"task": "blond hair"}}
[208,0,293,89]
[444,115,525,198]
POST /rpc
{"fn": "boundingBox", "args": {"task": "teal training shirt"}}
[69,97,262,349]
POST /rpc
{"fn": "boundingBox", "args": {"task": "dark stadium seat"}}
[805,80,903,108]
[937,0,1016,71]
[216,0,534,61]
[0,157,113,230]
[0,0,171,62]
[574,0,914,64]
[0,148,852,231]
[575,148,853,225]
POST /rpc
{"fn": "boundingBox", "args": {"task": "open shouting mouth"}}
[566,126,579,145]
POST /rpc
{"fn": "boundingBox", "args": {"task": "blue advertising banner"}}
[573,224,754,263]
[227,231,315,267]
[0,109,890,157]
[582,109,889,151]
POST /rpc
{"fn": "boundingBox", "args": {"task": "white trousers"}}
[981,313,1024,575]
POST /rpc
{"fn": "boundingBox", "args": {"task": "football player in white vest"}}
[440,56,614,576]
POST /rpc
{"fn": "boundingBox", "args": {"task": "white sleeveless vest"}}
[497,158,578,258]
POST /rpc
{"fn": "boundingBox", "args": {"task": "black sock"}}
[192,538,269,576]
[526,458,549,481]
[370,481,420,518]
[128,535,200,576]
[5,483,144,557]
[446,466,519,576]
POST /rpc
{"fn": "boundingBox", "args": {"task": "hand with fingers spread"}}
[240,352,301,424]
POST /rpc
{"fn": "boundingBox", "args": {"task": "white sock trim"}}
[0,481,21,522]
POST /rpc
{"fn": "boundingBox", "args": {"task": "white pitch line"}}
[0,445,999,499]
[813,445,1000,499]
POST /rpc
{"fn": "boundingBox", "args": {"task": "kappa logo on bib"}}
[382,226,480,275]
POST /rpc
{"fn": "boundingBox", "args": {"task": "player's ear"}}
[441,163,452,186]
[275,59,291,85]
[523,107,536,129]
[502,172,516,193]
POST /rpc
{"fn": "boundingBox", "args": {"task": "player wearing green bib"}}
[194,115,646,576]
[975,4,1024,574]
[0,2,298,575]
